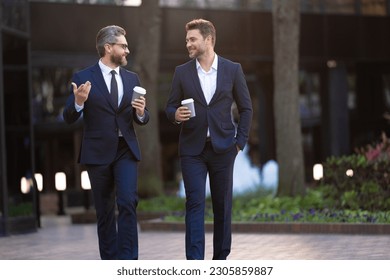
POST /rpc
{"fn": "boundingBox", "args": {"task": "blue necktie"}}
[110,70,118,109]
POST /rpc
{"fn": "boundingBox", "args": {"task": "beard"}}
[188,47,204,59]
[188,49,196,59]
[110,53,127,67]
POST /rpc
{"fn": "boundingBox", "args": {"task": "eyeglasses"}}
[109,43,129,50]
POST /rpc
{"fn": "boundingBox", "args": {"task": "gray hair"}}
[96,25,126,57]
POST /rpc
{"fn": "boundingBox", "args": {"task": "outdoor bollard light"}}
[34,173,43,228]
[313,164,323,181]
[34,173,43,192]
[55,172,66,215]
[20,175,42,227]
[81,171,91,210]
[20,177,30,194]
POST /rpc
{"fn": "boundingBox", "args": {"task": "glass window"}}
[324,0,356,14]
[382,74,390,111]
[32,68,76,124]
[348,74,357,111]
[361,0,387,16]
[299,71,322,121]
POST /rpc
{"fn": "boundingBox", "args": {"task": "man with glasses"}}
[63,25,149,260]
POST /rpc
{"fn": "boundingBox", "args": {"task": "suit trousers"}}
[86,138,139,260]
[181,142,238,260]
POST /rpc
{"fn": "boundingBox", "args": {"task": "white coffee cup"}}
[181,98,196,118]
[132,86,146,101]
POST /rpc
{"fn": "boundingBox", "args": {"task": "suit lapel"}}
[210,56,224,104]
[119,68,131,110]
[189,60,208,105]
[91,63,118,110]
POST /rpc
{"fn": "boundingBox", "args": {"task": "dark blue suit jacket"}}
[63,63,149,164]
[166,56,252,156]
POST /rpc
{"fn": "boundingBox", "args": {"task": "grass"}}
[138,188,390,224]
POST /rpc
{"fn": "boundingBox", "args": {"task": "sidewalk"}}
[0,215,390,260]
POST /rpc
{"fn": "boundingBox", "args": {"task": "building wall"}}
[29,2,390,190]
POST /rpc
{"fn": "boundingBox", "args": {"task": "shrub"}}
[155,189,390,223]
[320,132,390,211]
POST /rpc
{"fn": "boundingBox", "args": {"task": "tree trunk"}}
[132,0,163,197]
[272,0,305,196]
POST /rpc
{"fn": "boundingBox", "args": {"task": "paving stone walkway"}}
[1,215,390,260]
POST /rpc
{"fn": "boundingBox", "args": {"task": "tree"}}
[272,0,305,196]
[132,0,163,197]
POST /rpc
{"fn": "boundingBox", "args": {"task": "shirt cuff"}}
[75,102,84,112]
[137,114,145,122]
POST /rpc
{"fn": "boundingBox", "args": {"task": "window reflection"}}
[32,68,76,124]
[347,74,357,111]
[299,71,321,122]
[383,74,390,110]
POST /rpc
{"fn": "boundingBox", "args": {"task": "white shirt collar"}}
[196,53,218,72]
[99,60,120,75]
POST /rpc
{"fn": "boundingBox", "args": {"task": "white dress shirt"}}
[98,60,124,107]
[196,53,218,137]
[196,53,218,104]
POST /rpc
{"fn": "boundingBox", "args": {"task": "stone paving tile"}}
[0,216,390,260]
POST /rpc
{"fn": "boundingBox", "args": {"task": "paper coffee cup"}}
[132,86,146,101]
[181,98,196,118]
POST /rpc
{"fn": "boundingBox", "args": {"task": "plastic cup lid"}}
[133,86,146,94]
[181,98,194,105]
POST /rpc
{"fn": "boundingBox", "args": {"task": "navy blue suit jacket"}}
[166,56,252,156]
[63,63,149,164]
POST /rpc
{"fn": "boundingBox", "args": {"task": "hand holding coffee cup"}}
[132,86,146,101]
[181,98,196,118]
[131,86,146,117]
